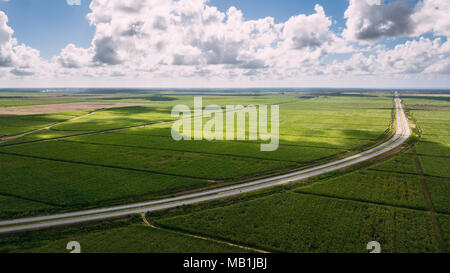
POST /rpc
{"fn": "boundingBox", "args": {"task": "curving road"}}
[0,93,411,234]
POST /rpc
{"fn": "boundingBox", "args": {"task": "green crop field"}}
[296,170,427,210]
[0,92,395,220]
[0,216,248,253]
[425,177,450,214]
[155,192,438,253]
[438,215,450,252]
[0,90,448,254]
[0,153,210,219]
[0,112,89,137]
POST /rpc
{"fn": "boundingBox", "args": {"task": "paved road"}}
[0,94,411,234]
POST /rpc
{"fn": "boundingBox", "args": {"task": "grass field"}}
[0,92,395,220]
[0,112,89,137]
[0,216,248,253]
[0,90,448,253]
[155,192,438,253]
[296,170,427,210]
[438,215,450,252]
[0,153,210,219]
[405,97,450,218]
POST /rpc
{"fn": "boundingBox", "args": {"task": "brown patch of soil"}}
[0,102,155,116]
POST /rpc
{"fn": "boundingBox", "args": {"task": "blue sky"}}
[0,0,94,59]
[0,0,418,59]
[0,0,448,88]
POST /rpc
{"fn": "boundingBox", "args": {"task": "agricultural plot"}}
[2,141,293,180]
[437,215,450,252]
[0,98,92,107]
[0,153,210,218]
[369,152,418,175]
[0,93,396,221]
[0,217,247,253]
[416,140,449,157]
[402,96,450,251]
[0,195,53,219]
[0,129,94,146]
[0,112,87,137]
[66,131,347,164]
[51,106,176,132]
[425,177,450,214]
[156,192,438,253]
[420,155,450,178]
[296,170,427,210]
[403,96,450,107]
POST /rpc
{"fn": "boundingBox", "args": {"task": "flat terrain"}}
[0,92,393,220]
[0,216,248,253]
[0,90,448,253]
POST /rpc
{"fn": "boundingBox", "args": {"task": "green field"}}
[0,216,248,253]
[0,90,448,253]
[438,215,450,252]
[296,170,427,210]
[0,112,89,137]
[0,153,210,219]
[0,92,394,219]
[155,192,438,253]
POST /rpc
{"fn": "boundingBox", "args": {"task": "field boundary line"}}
[144,216,270,254]
[291,191,429,213]
[59,139,306,164]
[109,130,379,149]
[367,168,419,176]
[0,94,415,234]
[0,192,62,208]
[0,151,225,181]
[0,109,103,144]
[0,100,295,148]
[412,147,447,253]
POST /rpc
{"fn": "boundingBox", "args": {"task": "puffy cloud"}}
[343,0,450,42]
[82,0,352,75]
[413,0,450,37]
[282,5,333,49]
[0,11,14,67]
[343,0,415,41]
[1,0,449,86]
[57,44,91,68]
[0,11,49,79]
[328,37,450,76]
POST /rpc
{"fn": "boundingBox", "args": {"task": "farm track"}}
[0,94,413,234]
[0,109,101,144]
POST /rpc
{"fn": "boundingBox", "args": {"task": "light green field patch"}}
[0,112,87,137]
[416,141,450,157]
